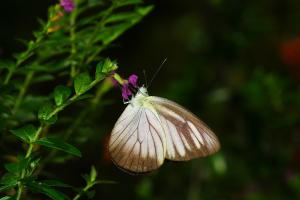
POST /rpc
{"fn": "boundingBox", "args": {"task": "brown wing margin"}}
[148,96,220,161]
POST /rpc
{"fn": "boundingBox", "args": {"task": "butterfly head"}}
[137,86,148,96]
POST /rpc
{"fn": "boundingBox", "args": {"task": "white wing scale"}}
[109,103,166,173]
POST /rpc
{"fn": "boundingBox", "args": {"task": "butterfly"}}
[109,86,220,173]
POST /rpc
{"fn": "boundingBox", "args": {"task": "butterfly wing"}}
[109,103,166,173]
[148,96,220,161]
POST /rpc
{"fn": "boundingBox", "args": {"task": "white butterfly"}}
[109,86,220,173]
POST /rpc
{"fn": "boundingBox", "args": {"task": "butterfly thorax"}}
[130,87,151,107]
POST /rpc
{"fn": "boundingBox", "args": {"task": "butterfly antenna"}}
[148,58,167,88]
[143,69,148,88]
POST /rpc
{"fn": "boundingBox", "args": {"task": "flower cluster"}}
[112,74,139,101]
[122,74,138,100]
[60,0,75,13]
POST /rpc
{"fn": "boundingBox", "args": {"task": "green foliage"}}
[25,180,69,200]
[0,0,152,199]
[73,166,116,200]
[0,197,13,200]
[35,137,82,157]
[38,103,58,124]
[54,85,72,106]
[10,125,38,143]
[74,73,92,95]
[95,58,118,79]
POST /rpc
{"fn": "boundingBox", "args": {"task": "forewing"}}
[109,103,166,173]
[148,96,220,161]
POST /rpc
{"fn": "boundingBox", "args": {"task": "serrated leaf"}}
[26,180,69,200]
[35,137,81,157]
[10,124,37,143]
[74,73,92,95]
[38,103,57,124]
[54,85,71,106]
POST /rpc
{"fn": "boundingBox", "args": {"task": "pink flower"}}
[111,73,139,101]
[60,0,75,13]
[128,74,138,88]
[121,84,132,101]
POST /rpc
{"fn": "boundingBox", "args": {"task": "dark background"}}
[1,0,300,199]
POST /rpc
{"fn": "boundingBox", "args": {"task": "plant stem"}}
[12,71,34,114]
[35,79,113,174]
[4,69,14,85]
[15,77,100,197]
[72,182,95,200]
[16,125,44,200]
[77,1,117,67]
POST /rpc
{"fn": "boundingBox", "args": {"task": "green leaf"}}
[38,103,57,124]
[95,58,117,79]
[32,74,55,83]
[86,190,96,199]
[0,173,18,192]
[0,173,18,185]
[74,73,92,95]
[0,183,17,193]
[0,60,15,70]
[90,166,97,183]
[35,137,81,157]
[136,5,154,16]
[116,0,143,7]
[0,196,14,200]
[54,85,72,106]
[100,23,132,45]
[42,180,72,188]
[3,157,38,177]
[10,124,37,143]
[106,12,141,23]
[83,166,98,185]
[26,180,69,200]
